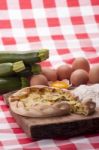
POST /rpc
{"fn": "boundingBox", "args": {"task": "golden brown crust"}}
[9,85,70,117]
[8,85,96,117]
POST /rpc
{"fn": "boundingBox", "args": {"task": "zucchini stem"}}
[13,61,25,73]
[31,64,41,75]
[38,49,49,61]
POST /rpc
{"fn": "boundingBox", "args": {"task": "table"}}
[0,0,99,149]
[0,97,99,150]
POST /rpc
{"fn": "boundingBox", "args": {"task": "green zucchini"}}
[0,63,13,77]
[17,64,41,77]
[31,64,41,75]
[17,67,33,77]
[0,61,25,77]
[0,49,49,64]
[0,77,29,94]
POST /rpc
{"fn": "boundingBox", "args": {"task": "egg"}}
[89,64,99,84]
[57,64,73,80]
[41,68,57,81]
[72,57,90,72]
[50,80,70,89]
[70,69,89,86]
[30,74,48,86]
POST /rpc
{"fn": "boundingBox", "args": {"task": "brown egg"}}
[72,57,90,72]
[57,64,73,80]
[89,64,99,84]
[41,67,57,81]
[70,69,89,86]
[30,74,48,86]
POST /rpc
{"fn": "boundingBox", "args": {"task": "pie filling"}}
[10,87,96,115]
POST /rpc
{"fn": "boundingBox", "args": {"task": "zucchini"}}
[17,67,33,77]
[0,49,49,64]
[17,64,41,77]
[21,77,30,88]
[0,63,13,77]
[0,77,29,94]
[31,64,41,75]
[0,61,25,77]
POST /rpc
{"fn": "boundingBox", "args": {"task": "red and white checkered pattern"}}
[0,0,99,149]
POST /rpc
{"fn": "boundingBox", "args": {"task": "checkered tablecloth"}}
[0,0,99,149]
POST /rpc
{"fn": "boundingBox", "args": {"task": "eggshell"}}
[57,64,73,80]
[41,68,57,81]
[89,64,99,84]
[72,57,90,72]
[30,74,48,86]
[70,69,89,86]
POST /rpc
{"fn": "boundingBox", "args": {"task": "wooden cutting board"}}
[3,92,99,139]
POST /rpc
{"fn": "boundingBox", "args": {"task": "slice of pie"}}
[8,85,96,117]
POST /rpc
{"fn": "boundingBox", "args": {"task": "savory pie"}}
[8,85,96,117]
